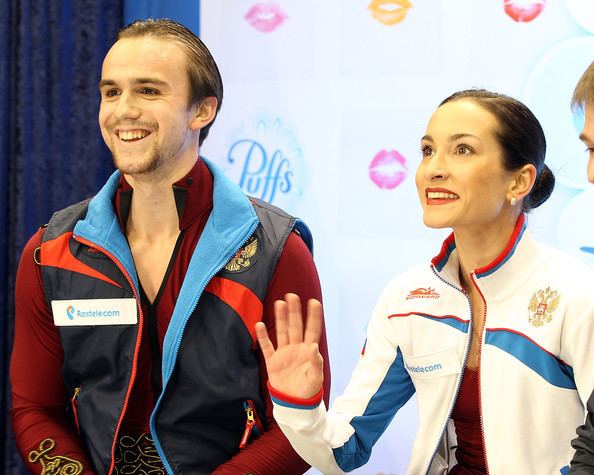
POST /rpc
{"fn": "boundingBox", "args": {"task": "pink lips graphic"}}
[244,3,288,33]
[369,149,408,189]
[503,0,546,22]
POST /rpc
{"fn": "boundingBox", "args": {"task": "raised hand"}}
[255,293,324,399]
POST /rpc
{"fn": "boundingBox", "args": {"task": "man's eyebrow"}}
[98,78,169,88]
[133,78,169,86]
[98,79,116,89]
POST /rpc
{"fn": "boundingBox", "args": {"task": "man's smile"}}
[117,129,151,142]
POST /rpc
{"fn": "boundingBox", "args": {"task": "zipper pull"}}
[240,403,256,449]
[71,387,81,435]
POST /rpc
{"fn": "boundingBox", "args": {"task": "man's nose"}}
[114,91,141,120]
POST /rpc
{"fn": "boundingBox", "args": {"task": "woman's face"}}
[415,99,517,233]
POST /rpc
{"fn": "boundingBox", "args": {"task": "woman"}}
[255,90,594,474]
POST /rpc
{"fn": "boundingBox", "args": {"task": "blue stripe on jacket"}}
[485,329,576,389]
[333,348,415,472]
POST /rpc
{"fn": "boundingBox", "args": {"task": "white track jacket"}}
[271,216,594,474]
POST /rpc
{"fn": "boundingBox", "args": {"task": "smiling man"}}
[9,19,330,475]
[569,60,594,475]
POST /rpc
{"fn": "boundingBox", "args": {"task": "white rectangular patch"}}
[402,347,461,379]
[51,299,137,326]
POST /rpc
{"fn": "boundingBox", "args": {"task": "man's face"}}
[580,103,594,184]
[98,37,198,178]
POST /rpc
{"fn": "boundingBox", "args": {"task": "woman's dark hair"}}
[440,89,554,211]
[118,18,223,146]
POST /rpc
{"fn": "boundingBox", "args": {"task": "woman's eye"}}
[455,144,472,155]
[421,145,434,157]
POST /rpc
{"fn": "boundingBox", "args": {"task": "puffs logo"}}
[66,305,76,321]
[406,287,440,300]
[226,114,308,209]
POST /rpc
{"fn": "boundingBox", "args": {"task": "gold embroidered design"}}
[28,438,83,475]
[114,433,165,475]
[528,286,560,327]
[225,237,258,272]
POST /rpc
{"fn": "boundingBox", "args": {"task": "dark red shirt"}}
[11,159,330,474]
[450,367,487,474]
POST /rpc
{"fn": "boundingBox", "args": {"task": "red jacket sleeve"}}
[10,229,95,474]
[213,231,331,475]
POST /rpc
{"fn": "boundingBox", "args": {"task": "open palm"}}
[256,293,324,399]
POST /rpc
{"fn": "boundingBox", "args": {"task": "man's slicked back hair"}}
[118,18,223,145]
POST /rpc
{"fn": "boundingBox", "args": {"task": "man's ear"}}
[190,97,218,131]
[508,163,537,203]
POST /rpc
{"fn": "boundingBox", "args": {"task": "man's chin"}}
[111,154,161,176]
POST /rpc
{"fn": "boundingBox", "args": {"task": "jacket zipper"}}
[424,265,473,475]
[150,224,259,473]
[470,271,491,474]
[71,386,81,435]
[74,235,144,475]
[240,400,264,448]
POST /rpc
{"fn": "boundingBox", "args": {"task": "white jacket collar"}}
[431,214,541,301]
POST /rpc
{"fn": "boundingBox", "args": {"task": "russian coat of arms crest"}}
[528,286,560,327]
[225,237,258,272]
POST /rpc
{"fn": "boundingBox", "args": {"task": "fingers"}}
[273,294,323,347]
[286,293,304,344]
[274,299,289,347]
[255,321,275,361]
[303,299,323,345]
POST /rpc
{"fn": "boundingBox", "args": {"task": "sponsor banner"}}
[51,299,137,326]
[208,112,310,213]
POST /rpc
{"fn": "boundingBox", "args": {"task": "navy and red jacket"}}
[11,158,327,474]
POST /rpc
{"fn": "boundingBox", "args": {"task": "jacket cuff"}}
[268,381,323,410]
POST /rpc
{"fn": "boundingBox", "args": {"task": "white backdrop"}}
[199,1,594,473]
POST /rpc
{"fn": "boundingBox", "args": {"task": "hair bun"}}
[528,164,555,209]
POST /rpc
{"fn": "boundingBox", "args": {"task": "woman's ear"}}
[508,163,537,203]
[190,97,218,131]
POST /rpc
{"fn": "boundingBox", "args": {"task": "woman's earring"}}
[510,196,517,206]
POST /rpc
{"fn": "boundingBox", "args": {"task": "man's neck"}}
[125,181,181,241]
[123,158,197,240]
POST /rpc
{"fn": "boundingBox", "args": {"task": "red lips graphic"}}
[503,0,546,23]
[369,149,408,189]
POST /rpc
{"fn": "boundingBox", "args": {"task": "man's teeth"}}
[427,191,459,199]
[119,130,148,141]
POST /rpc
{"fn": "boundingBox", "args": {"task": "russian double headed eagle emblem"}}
[225,237,258,272]
[528,286,560,327]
